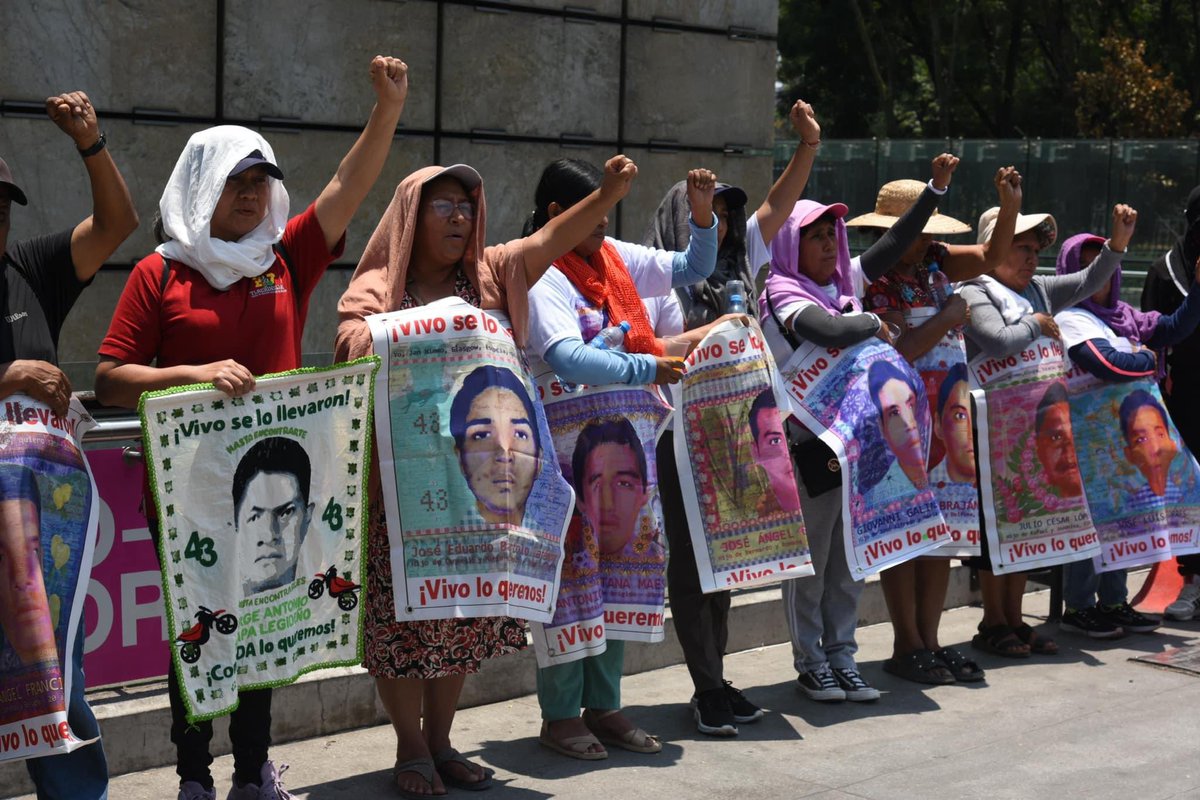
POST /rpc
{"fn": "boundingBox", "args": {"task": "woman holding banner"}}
[641,99,821,736]
[959,202,1136,659]
[855,161,1022,685]
[95,55,410,800]
[1053,227,1200,638]
[334,153,638,794]
[523,158,718,759]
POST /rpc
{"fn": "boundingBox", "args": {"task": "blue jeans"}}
[1063,559,1127,610]
[25,632,109,799]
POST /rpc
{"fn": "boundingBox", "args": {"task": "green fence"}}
[777,139,1200,299]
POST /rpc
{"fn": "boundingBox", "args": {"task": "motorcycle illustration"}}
[308,565,360,611]
[177,605,238,663]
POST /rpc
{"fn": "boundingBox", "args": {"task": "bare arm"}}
[313,56,407,252]
[94,357,255,409]
[889,296,969,362]
[46,92,139,281]
[942,167,1022,282]
[754,100,820,244]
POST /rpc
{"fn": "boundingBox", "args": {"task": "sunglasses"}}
[427,200,475,220]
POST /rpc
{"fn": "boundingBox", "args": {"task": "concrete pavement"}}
[9,586,1198,800]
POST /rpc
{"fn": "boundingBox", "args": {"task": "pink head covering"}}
[760,199,855,318]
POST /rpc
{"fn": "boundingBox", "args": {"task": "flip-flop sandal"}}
[935,647,986,682]
[882,648,956,685]
[584,710,662,754]
[1014,623,1059,655]
[393,757,444,799]
[971,623,1031,658]
[539,720,608,761]
[432,747,495,791]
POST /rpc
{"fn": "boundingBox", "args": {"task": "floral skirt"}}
[362,507,526,678]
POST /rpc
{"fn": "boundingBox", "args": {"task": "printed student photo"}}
[932,363,976,487]
[232,437,315,597]
[748,389,801,514]
[0,464,59,667]
[865,360,929,492]
[450,365,543,527]
[1120,389,1182,506]
[571,417,658,559]
[1034,383,1082,499]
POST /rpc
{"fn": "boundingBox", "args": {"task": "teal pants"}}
[536,641,625,720]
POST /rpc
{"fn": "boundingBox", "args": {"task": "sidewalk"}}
[10,587,1198,799]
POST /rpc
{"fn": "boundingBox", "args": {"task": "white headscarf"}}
[156,125,290,290]
[971,274,1035,325]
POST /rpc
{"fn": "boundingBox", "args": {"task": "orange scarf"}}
[553,241,663,356]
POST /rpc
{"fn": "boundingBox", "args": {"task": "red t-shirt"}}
[99,202,345,374]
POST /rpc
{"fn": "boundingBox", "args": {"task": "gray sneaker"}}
[179,782,216,800]
[227,762,297,800]
[831,666,881,702]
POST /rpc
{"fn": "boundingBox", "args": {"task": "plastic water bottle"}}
[927,262,952,308]
[589,320,631,352]
[725,280,747,314]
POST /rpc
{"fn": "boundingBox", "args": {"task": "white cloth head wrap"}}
[156,125,289,290]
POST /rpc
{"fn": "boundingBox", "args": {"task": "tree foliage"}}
[777,0,1200,138]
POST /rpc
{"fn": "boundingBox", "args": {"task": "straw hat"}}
[845,179,970,235]
[976,206,1057,248]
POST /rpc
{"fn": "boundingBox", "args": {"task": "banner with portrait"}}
[1065,367,1200,571]
[905,308,981,557]
[0,396,99,762]
[528,376,671,667]
[671,319,813,592]
[367,298,573,623]
[141,359,377,722]
[970,337,1101,573]
[779,339,948,578]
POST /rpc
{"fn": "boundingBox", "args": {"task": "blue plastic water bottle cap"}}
[618,321,631,331]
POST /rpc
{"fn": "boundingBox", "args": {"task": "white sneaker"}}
[1165,581,1200,621]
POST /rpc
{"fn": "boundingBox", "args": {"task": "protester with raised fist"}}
[96,55,410,800]
[335,152,640,795]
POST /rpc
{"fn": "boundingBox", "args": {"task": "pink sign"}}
[81,448,167,687]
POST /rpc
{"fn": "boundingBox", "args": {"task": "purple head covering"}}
[760,199,856,318]
[1055,232,1160,344]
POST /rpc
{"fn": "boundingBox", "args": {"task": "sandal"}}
[432,747,494,791]
[583,709,662,754]
[1014,623,1059,655]
[882,648,956,685]
[392,757,444,799]
[935,647,986,682]
[971,623,1031,658]
[539,720,608,761]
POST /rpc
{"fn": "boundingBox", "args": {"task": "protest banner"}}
[367,297,573,623]
[0,396,99,761]
[1065,366,1200,571]
[82,448,166,688]
[141,359,378,721]
[671,319,812,592]
[905,308,981,557]
[970,337,1101,573]
[779,339,947,578]
[529,372,671,667]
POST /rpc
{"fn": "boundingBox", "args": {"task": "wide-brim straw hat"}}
[976,206,1057,248]
[845,179,970,235]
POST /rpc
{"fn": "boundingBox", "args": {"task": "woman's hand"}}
[1033,312,1061,340]
[940,294,969,327]
[599,154,638,204]
[6,359,72,417]
[931,153,960,191]
[652,357,685,385]
[369,55,408,112]
[790,99,821,145]
[1109,203,1138,253]
[995,165,1022,209]
[686,168,717,229]
[195,360,256,397]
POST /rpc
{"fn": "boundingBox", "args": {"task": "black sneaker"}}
[722,680,763,724]
[831,666,880,702]
[691,687,738,736]
[796,665,846,702]
[1059,606,1123,639]
[1098,602,1160,634]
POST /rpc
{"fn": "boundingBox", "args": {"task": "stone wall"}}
[1,0,779,388]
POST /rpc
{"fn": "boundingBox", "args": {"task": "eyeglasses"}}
[427,200,475,220]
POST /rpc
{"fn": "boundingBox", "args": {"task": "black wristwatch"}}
[78,133,107,158]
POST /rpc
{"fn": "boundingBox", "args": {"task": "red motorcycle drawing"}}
[177,605,238,664]
[308,565,360,611]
